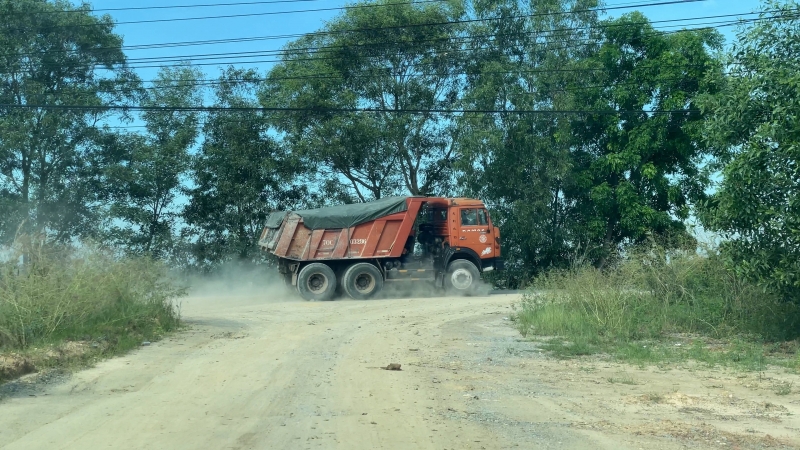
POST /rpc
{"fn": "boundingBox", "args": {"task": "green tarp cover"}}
[267,196,410,230]
[265,211,288,229]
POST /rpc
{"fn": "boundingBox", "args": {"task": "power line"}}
[116,16,743,66]
[2,60,725,115]
[3,4,768,84]
[82,71,717,129]
[107,14,763,70]
[2,0,657,15]
[5,0,457,28]
[99,11,758,65]
[1,0,327,14]
[0,103,702,115]
[2,0,699,59]
[106,0,453,22]
[0,16,753,87]
[114,0,667,52]
[95,63,717,93]
[111,6,761,81]
[99,86,723,131]
[0,0,724,68]
[0,15,745,78]
[8,0,705,32]
[112,9,781,66]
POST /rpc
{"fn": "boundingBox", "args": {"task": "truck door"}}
[457,208,495,259]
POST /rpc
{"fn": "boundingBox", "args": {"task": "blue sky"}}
[78,0,766,84]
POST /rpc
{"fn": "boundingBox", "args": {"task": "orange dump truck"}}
[259,196,503,300]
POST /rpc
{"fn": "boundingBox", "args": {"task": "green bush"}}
[0,236,184,352]
[515,245,800,362]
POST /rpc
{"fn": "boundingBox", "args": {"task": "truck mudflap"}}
[435,271,445,287]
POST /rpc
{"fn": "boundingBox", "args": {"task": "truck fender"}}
[442,247,483,273]
[278,259,301,286]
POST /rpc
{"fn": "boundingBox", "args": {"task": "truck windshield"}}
[460,209,489,226]
[478,209,489,225]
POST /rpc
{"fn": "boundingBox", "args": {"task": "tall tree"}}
[0,0,133,243]
[458,3,722,284]
[457,0,601,284]
[183,68,307,270]
[700,1,800,303]
[263,0,467,200]
[106,66,203,259]
[565,13,723,266]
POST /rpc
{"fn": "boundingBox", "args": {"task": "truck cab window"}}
[478,209,489,226]
[461,209,478,226]
[433,209,447,222]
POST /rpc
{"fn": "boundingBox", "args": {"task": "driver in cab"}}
[461,209,477,226]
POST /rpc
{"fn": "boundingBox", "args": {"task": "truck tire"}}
[342,263,384,300]
[445,259,480,296]
[297,263,337,301]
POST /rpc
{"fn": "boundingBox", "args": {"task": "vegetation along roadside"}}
[512,0,800,381]
[513,243,800,377]
[0,236,184,384]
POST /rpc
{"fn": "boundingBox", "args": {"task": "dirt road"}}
[1,292,799,449]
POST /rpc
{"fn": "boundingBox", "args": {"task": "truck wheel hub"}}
[451,269,473,290]
[307,274,329,292]
[354,273,376,293]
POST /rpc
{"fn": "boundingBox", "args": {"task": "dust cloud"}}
[375,281,443,300]
[178,261,494,306]
[177,263,300,315]
[367,277,493,301]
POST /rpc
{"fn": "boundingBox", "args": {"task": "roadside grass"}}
[514,246,800,371]
[0,236,185,383]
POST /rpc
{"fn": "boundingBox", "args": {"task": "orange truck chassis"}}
[259,196,503,300]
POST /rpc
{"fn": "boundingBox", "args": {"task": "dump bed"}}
[259,197,424,262]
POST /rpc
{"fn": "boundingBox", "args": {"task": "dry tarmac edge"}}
[0,293,798,450]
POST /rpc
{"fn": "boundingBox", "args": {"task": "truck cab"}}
[386,198,503,293]
[415,199,503,271]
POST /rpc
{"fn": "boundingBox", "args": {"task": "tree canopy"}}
[262,0,467,200]
[700,0,800,303]
[1,0,798,298]
[0,0,133,243]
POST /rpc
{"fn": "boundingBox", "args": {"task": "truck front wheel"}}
[297,263,337,301]
[445,259,480,296]
[342,263,384,300]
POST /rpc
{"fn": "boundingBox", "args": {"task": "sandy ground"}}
[1,291,799,450]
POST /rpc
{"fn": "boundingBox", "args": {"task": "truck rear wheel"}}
[297,263,337,301]
[445,259,480,296]
[342,263,384,300]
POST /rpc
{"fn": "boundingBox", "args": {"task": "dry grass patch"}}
[0,236,184,383]
[514,245,800,370]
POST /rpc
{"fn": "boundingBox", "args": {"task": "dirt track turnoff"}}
[1,293,799,449]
